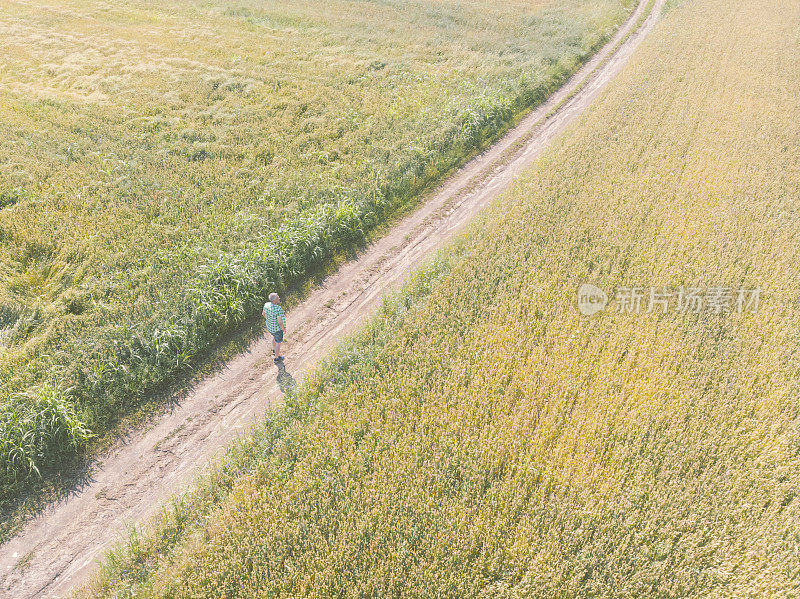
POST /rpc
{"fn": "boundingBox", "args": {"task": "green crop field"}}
[0,0,633,505]
[81,0,800,595]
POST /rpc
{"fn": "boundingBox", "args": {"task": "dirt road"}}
[0,1,664,595]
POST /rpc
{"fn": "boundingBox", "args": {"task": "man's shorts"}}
[270,329,284,343]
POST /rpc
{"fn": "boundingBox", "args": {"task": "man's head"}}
[269,292,280,305]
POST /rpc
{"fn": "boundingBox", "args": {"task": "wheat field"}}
[0,0,633,509]
[81,0,800,596]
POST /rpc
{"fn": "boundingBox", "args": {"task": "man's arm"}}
[279,315,287,333]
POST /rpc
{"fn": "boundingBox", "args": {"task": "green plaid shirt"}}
[263,302,286,334]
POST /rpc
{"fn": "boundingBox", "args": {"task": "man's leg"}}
[273,330,283,361]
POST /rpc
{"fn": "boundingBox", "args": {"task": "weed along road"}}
[0,0,664,596]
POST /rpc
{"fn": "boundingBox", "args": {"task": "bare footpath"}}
[0,1,664,596]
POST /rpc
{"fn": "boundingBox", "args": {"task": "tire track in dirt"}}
[0,1,664,595]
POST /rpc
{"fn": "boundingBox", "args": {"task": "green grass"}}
[0,0,633,507]
[81,0,800,595]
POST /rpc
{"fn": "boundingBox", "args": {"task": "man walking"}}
[263,292,287,364]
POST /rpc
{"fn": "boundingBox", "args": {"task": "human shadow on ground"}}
[276,362,297,394]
